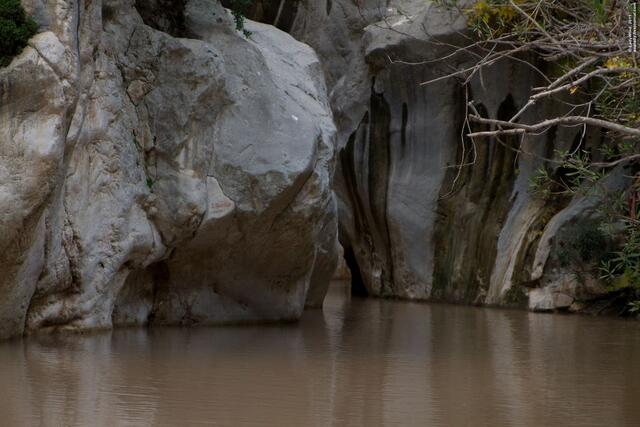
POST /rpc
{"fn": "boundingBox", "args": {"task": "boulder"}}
[0,0,337,338]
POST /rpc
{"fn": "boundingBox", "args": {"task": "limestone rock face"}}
[1,0,628,341]
[275,0,625,310]
[0,0,337,339]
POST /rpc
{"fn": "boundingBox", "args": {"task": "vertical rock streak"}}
[281,0,627,311]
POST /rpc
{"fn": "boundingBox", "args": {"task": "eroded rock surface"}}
[0,0,337,339]
[267,0,630,311]
[2,0,631,342]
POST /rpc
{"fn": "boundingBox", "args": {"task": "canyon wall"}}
[1,0,632,341]
[274,0,631,311]
[0,0,338,339]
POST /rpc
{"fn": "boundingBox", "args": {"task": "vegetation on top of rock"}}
[226,0,253,37]
[0,0,37,67]
[222,0,303,37]
[430,0,640,314]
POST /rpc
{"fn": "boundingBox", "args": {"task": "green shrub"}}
[0,0,37,67]
[555,219,611,269]
[504,285,528,306]
[226,0,253,37]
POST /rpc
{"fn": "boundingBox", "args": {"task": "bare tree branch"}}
[468,115,640,138]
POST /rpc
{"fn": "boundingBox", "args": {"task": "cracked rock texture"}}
[0,0,337,339]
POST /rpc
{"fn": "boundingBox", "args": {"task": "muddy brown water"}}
[1,282,639,426]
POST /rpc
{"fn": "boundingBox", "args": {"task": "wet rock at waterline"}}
[0,0,337,339]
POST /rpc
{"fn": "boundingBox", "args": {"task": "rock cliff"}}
[1,0,633,341]
[0,0,337,339]
[261,0,631,311]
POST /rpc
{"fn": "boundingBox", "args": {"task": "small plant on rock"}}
[227,0,253,37]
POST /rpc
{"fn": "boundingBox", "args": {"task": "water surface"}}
[1,282,639,426]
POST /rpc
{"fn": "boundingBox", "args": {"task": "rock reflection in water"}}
[0,282,638,426]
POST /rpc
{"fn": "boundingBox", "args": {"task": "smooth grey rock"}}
[0,0,337,338]
[285,0,622,310]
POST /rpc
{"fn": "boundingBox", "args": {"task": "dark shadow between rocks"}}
[344,246,368,297]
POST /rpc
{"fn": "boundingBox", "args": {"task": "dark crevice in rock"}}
[340,130,363,231]
[368,88,394,295]
[338,81,397,297]
[223,0,300,33]
[344,246,367,296]
[326,0,332,16]
[339,119,372,292]
[147,262,171,325]
[135,0,188,37]
[273,0,299,31]
[102,3,117,24]
[548,132,586,199]
[432,93,521,304]
[112,268,153,327]
[340,112,382,296]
